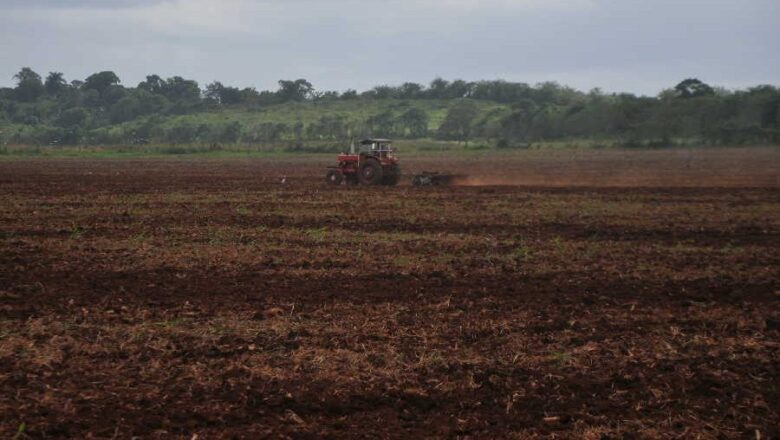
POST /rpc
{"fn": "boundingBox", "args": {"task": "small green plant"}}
[393,256,411,267]
[306,227,327,242]
[511,244,532,262]
[432,254,454,265]
[207,230,225,245]
[69,224,84,239]
[419,350,448,370]
[154,318,189,328]
[14,422,25,440]
[720,243,743,255]
[549,351,572,366]
[550,236,564,252]
[128,232,146,244]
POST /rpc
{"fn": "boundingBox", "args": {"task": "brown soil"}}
[1,150,778,439]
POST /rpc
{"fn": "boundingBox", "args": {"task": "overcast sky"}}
[1,0,778,96]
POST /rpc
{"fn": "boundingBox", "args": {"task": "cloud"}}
[129,0,313,36]
[5,0,264,35]
[2,0,166,9]
[415,0,594,11]
[0,0,777,94]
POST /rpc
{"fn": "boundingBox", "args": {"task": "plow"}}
[325,138,463,186]
[410,171,465,186]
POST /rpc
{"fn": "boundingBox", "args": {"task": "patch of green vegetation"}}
[550,236,565,252]
[153,318,190,328]
[393,255,412,267]
[305,227,328,242]
[511,244,533,262]
[720,243,746,255]
[69,223,85,240]
[14,422,25,440]
[549,351,572,366]
[128,232,147,245]
[431,254,456,265]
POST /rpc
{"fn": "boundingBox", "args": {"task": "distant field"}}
[0,138,477,157]
[1,148,777,438]
[90,98,509,139]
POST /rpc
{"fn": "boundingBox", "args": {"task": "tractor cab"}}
[358,138,394,159]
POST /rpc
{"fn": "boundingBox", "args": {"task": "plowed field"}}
[1,148,778,439]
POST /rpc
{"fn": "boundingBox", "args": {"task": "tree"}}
[437,100,479,145]
[471,80,532,102]
[674,78,715,99]
[245,122,288,142]
[534,81,576,105]
[293,120,304,142]
[12,67,44,102]
[204,81,243,105]
[307,114,348,140]
[446,80,472,99]
[110,96,142,123]
[45,72,67,95]
[313,90,340,101]
[399,82,424,99]
[240,87,259,103]
[218,121,242,143]
[138,74,199,103]
[428,78,449,99]
[341,89,358,100]
[13,67,41,84]
[166,120,198,144]
[277,79,313,102]
[57,107,89,128]
[499,99,540,144]
[138,75,165,94]
[83,71,121,94]
[2,68,778,148]
[101,85,127,106]
[204,81,223,103]
[370,85,396,99]
[163,76,200,102]
[398,108,429,138]
[366,111,396,137]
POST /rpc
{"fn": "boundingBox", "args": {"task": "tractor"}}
[326,138,401,186]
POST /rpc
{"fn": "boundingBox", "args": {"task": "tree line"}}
[0,67,777,148]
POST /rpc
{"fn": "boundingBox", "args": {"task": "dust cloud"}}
[422,148,779,188]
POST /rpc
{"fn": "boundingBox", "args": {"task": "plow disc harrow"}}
[411,171,465,186]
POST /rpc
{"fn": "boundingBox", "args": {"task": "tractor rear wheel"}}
[326,169,343,185]
[358,159,383,185]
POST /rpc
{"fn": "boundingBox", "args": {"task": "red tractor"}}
[326,138,401,186]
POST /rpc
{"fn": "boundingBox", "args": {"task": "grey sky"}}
[1,0,778,96]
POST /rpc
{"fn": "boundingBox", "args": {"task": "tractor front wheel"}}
[358,160,383,185]
[326,169,343,185]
